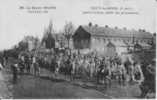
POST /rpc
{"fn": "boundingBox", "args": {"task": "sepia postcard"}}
[0,0,156,99]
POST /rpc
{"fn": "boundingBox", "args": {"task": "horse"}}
[96,63,111,87]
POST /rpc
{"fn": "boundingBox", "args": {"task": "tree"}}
[63,22,75,49]
[42,20,55,49]
[18,41,28,51]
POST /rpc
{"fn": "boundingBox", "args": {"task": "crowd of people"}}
[15,50,145,85]
[0,49,155,98]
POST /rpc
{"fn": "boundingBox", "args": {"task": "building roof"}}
[80,25,153,39]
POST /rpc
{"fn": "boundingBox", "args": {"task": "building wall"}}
[91,36,106,55]
[116,46,128,55]
[91,36,127,56]
[90,35,152,56]
[28,40,40,51]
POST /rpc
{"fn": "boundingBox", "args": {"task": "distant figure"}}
[132,62,144,84]
[0,62,3,70]
[25,56,30,73]
[124,58,133,82]
[117,62,126,86]
[11,63,18,83]
[2,57,6,67]
[71,59,76,79]
[97,61,110,85]
[89,59,95,78]
[4,56,8,66]
[33,56,40,76]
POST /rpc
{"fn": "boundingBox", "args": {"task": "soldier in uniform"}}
[11,61,18,83]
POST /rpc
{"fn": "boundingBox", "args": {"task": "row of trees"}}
[42,20,75,49]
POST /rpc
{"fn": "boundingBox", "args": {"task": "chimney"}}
[88,22,92,27]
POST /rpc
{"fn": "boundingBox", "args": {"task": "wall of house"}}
[90,36,128,56]
[116,46,128,55]
[73,27,91,49]
[91,36,106,55]
[28,40,40,51]
[90,35,152,56]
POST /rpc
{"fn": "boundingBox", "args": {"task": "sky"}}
[0,0,156,50]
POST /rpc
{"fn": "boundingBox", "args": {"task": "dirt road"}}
[0,69,13,99]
